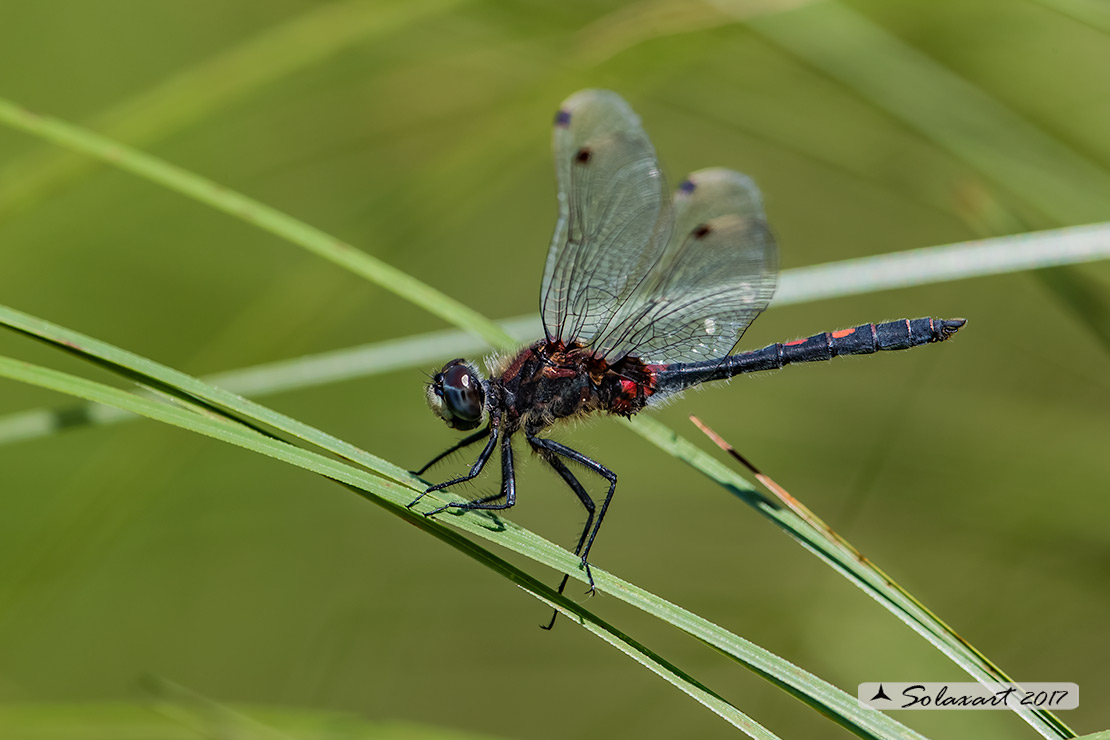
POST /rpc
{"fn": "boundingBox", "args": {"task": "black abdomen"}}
[655,317,966,394]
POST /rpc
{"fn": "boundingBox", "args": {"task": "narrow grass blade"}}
[1028,0,1110,34]
[573,0,816,65]
[0,701,511,740]
[774,223,1110,305]
[0,355,772,740]
[744,1,1110,226]
[0,315,541,447]
[695,10,1103,730]
[0,0,461,222]
[3,223,1104,447]
[148,678,521,740]
[0,98,511,350]
[0,304,419,487]
[632,413,1076,740]
[0,316,923,740]
[0,71,1077,736]
[1034,266,1110,352]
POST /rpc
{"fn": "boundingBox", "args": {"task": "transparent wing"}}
[541,90,674,345]
[591,168,778,364]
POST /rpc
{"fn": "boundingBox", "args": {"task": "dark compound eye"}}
[439,360,485,428]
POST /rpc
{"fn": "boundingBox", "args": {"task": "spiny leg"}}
[547,458,597,563]
[529,436,597,630]
[424,432,517,517]
[529,436,595,584]
[529,437,616,596]
[406,422,498,509]
[412,427,488,476]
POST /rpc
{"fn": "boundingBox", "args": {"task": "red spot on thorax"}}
[832,328,855,339]
[619,378,638,396]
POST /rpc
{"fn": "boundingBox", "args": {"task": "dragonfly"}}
[409,90,964,625]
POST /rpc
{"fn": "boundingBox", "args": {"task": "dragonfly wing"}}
[541,90,674,346]
[593,168,778,364]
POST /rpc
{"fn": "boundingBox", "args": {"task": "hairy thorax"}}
[490,340,660,436]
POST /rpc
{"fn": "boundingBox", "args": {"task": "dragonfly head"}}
[426,359,487,431]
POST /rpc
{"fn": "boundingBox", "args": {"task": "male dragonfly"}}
[410,90,964,625]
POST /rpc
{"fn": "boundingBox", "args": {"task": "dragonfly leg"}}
[423,432,517,517]
[528,437,615,597]
[407,422,498,510]
[412,427,488,476]
[529,435,598,630]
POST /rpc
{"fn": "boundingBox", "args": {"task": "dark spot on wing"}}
[554,109,572,127]
[692,223,712,239]
[575,146,592,164]
[679,179,696,194]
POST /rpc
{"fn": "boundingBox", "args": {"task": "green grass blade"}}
[746,1,1110,226]
[3,223,1103,447]
[631,414,1078,740]
[0,7,1091,737]
[728,9,1103,735]
[0,317,539,447]
[0,311,928,740]
[0,71,1074,740]
[0,98,511,350]
[1028,0,1110,34]
[0,304,417,486]
[0,701,512,740]
[774,223,1110,304]
[1034,266,1110,351]
[149,678,513,740]
[0,0,461,222]
[0,352,782,739]
[573,0,813,65]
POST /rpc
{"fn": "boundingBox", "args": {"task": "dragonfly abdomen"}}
[654,317,965,394]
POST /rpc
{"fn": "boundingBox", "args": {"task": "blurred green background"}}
[0,1,1107,738]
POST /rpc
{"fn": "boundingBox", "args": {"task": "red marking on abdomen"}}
[785,338,807,346]
[832,328,855,339]
[611,378,644,415]
[642,365,663,397]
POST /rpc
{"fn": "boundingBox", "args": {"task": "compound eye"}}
[441,362,484,424]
